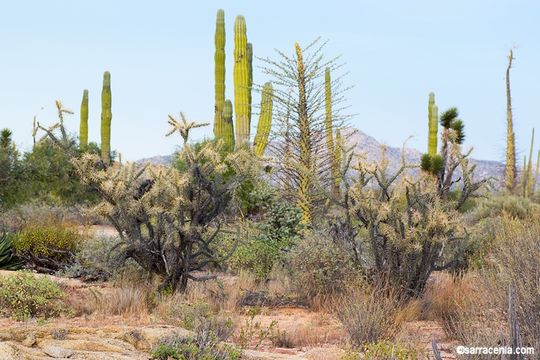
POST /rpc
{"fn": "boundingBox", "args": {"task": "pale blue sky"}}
[0,1,538,161]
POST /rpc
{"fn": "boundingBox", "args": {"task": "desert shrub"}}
[18,138,98,206]
[286,232,362,304]
[150,333,241,360]
[488,217,540,349]
[334,286,404,346]
[342,341,423,360]
[228,194,303,280]
[12,221,80,272]
[0,128,23,209]
[58,235,123,281]
[1,202,92,233]
[470,195,540,222]
[0,272,70,320]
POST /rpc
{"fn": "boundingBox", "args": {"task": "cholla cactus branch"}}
[166,112,209,144]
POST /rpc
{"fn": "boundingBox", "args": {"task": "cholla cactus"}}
[343,150,472,296]
[74,139,260,292]
[166,112,209,144]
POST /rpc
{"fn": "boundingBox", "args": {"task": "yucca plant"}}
[0,231,21,270]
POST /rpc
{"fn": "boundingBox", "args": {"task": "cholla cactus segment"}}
[166,112,209,144]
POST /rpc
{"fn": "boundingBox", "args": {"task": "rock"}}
[22,332,36,347]
[0,342,19,360]
[42,344,75,358]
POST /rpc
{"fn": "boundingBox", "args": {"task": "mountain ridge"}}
[136,128,506,183]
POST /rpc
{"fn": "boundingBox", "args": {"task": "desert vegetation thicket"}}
[1,9,539,360]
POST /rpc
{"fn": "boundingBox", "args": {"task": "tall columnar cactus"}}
[526,128,535,197]
[79,89,89,151]
[233,15,250,147]
[253,82,273,156]
[213,9,226,140]
[325,67,339,196]
[100,71,112,165]
[247,42,253,128]
[533,150,540,194]
[428,92,438,156]
[223,100,235,152]
[505,50,517,192]
[335,128,343,192]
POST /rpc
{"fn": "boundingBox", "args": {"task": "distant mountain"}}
[136,154,174,166]
[136,128,506,184]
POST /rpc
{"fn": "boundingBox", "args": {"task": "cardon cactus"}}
[233,15,250,147]
[80,89,89,150]
[428,92,438,156]
[213,9,226,140]
[247,42,253,128]
[223,100,235,152]
[100,71,112,165]
[253,82,273,156]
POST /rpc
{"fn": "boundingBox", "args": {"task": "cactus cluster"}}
[421,93,464,176]
[421,93,442,175]
[78,71,113,165]
[212,10,273,154]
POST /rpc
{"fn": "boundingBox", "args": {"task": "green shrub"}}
[0,272,70,320]
[13,222,80,272]
[342,341,423,360]
[58,235,123,281]
[470,195,540,222]
[150,334,242,360]
[228,192,303,280]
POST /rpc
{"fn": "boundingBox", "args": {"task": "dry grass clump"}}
[488,217,540,349]
[422,273,479,341]
[333,285,406,346]
[80,284,152,319]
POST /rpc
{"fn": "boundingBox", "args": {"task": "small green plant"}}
[13,222,80,272]
[0,231,21,270]
[237,307,277,349]
[150,333,241,360]
[0,272,70,320]
[341,341,422,360]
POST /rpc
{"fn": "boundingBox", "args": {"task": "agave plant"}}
[0,230,22,270]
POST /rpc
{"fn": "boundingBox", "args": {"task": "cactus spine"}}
[247,42,253,128]
[213,9,226,140]
[505,50,517,192]
[428,92,438,156]
[80,89,89,150]
[253,82,273,156]
[223,100,235,152]
[233,15,250,147]
[325,67,339,196]
[100,71,112,165]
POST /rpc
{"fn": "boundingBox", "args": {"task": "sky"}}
[0,0,538,161]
